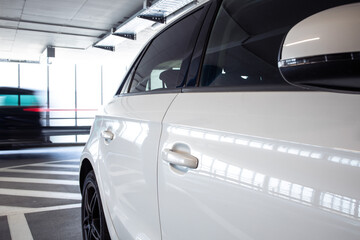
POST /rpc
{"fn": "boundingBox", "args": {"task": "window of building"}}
[0,63,18,87]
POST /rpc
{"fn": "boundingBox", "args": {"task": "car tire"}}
[82,170,110,240]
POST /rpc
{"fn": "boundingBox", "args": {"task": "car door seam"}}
[155,92,180,239]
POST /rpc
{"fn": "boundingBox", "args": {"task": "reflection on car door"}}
[157,0,360,239]
[98,93,178,239]
[158,92,360,240]
[97,5,209,239]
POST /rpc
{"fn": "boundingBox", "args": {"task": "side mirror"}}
[278,3,360,93]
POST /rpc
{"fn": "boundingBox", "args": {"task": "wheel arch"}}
[79,158,93,193]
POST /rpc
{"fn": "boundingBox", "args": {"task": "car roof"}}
[0,87,35,95]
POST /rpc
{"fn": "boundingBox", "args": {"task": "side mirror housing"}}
[278,3,360,93]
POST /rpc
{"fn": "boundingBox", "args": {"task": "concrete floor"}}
[0,146,84,240]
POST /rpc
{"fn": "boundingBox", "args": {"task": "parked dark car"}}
[0,87,44,149]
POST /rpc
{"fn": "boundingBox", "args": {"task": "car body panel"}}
[95,93,178,240]
[80,0,360,239]
[158,91,360,239]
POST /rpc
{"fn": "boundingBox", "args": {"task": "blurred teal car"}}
[0,87,44,149]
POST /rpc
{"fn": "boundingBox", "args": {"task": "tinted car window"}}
[0,94,39,106]
[198,0,357,88]
[0,95,18,106]
[129,8,205,93]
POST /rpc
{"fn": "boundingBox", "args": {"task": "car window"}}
[0,94,39,107]
[0,94,18,106]
[198,0,288,88]
[129,8,205,93]
[20,95,39,106]
[197,0,354,88]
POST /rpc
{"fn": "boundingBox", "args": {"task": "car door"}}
[158,0,360,239]
[96,5,210,240]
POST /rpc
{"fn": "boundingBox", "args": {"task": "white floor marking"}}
[0,146,83,155]
[0,147,83,239]
[0,177,78,185]
[0,203,81,217]
[32,163,79,169]
[61,159,81,162]
[0,159,80,171]
[0,150,83,238]
[0,169,78,175]
[7,214,33,240]
[0,188,81,200]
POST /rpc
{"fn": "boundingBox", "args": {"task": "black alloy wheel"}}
[82,170,110,240]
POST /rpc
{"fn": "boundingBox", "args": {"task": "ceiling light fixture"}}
[94,0,198,51]
[113,14,154,40]
[139,0,197,23]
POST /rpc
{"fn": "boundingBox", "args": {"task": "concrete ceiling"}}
[0,0,145,61]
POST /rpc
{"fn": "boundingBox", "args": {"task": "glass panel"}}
[77,119,95,126]
[76,64,101,119]
[19,63,47,106]
[50,135,76,143]
[0,62,18,87]
[49,119,75,126]
[49,63,75,122]
[20,95,39,106]
[103,64,126,103]
[129,9,204,93]
[0,95,18,106]
[77,135,90,143]
[199,0,290,88]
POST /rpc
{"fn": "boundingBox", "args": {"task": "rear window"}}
[0,94,39,107]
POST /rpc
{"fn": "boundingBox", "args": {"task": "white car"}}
[79,0,360,239]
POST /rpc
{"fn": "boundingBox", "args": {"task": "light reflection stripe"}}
[167,126,360,167]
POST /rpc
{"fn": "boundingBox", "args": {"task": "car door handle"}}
[162,149,198,169]
[101,130,114,141]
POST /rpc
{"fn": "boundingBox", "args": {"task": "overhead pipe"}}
[0,25,100,38]
[0,17,107,32]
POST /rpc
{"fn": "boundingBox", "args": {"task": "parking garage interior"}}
[2,0,360,239]
[0,0,201,239]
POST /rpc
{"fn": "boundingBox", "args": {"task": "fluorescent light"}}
[94,0,198,51]
[146,0,196,16]
[139,0,197,23]
[114,17,154,38]
[94,35,125,51]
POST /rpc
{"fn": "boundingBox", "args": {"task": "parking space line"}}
[32,163,79,169]
[0,169,78,175]
[60,159,80,162]
[0,159,80,171]
[0,188,81,200]
[0,177,78,185]
[7,214,33,240]
[0,203,81,217]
